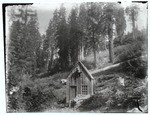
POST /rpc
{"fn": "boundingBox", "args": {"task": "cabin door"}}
[70,86,77,99]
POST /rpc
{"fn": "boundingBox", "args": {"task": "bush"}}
[81,60,95,70]
[70,100,76,108]
[8,93,19,111]
[79,94,107,111]
[114,42,144,63]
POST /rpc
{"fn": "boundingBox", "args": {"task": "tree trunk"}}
[108,19,114,63]
[32,51,37,78]
[93,47,97,68]
[92,31,97,68]
[132,11,135,40]
[104,36,107,50]
[49,46,54,70]
[109,37,114,63]
[45,48,51,72]
[80,36,85,61]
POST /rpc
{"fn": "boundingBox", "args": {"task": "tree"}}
[7,6,39,85]
[56,4,70,70]
[114,5,126,45]
[8,20,24,87]
[26,12,41,76]
[103,3,126,63]
[7,5,41,111]
[86,2,106,67]
[78,3,88,61]
[68,7,80,66]
[105,7,114,63]
[44,9,59,72]
[126,4,139,40]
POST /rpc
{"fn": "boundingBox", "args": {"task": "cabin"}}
[66,61,95,103]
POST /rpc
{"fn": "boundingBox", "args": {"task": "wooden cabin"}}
[66,61,95,103]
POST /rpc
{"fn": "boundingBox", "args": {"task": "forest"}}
[6,2,147,112]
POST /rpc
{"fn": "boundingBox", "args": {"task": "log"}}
[90,55,147,75]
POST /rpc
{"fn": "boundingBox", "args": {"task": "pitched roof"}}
[78,61,94,80]
[67,61,94,80]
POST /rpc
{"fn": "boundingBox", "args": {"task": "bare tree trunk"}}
[78,35,85,61]
[104,37,107,50]
[80,37,85,61]
[49,46,54,70]
[31,51,37,78]
[92,31,97,68]
[109,37,114,63]
[93,47,97,68]
[45,48,51,72]
[108,21,114,63]
[132,11,135,40]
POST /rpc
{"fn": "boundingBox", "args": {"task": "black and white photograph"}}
[2,0,148,113]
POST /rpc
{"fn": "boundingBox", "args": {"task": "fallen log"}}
[90,55,147,76]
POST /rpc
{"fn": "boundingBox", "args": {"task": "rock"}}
[118,77,125,86]
[60,79,67,85]
[127,108,142,113]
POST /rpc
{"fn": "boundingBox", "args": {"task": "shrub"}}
[79,94,107,111]
[70,100,76,108]
[114,41,144,63]
[81,60,95,70]
[8,93,19,111]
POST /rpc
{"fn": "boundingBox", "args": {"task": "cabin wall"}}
[78,66,92,95]
[66,65,94,103]
[66,77,70,103]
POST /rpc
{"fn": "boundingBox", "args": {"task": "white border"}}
[0,0,149,115]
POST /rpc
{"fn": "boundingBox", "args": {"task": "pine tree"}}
[78,3,88,61]
[126,4,139,40]
[103,3,126,63]
[7,5,41,89]
[86,2,105,67]
[44,9,59,72]
[56,4,69,70]
[68,7,80,65]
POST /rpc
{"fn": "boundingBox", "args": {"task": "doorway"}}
[70,86,77,99]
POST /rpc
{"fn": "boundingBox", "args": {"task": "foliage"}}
[68,7,80,66]
[44,9,59,72]
[79,94,107,111]
[114,37,146,63]
[81,60,95,70]
[126,4,140,40]
[80,72,147,112]
[7,6,42,112]
[56,5,70,70]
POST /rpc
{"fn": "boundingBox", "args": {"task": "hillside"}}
[16,54,147,113]
[8,36,147,112]
[79,55,147,112]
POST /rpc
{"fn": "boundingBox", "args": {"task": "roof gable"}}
[67,61,94,80]
[78,61,94,80]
